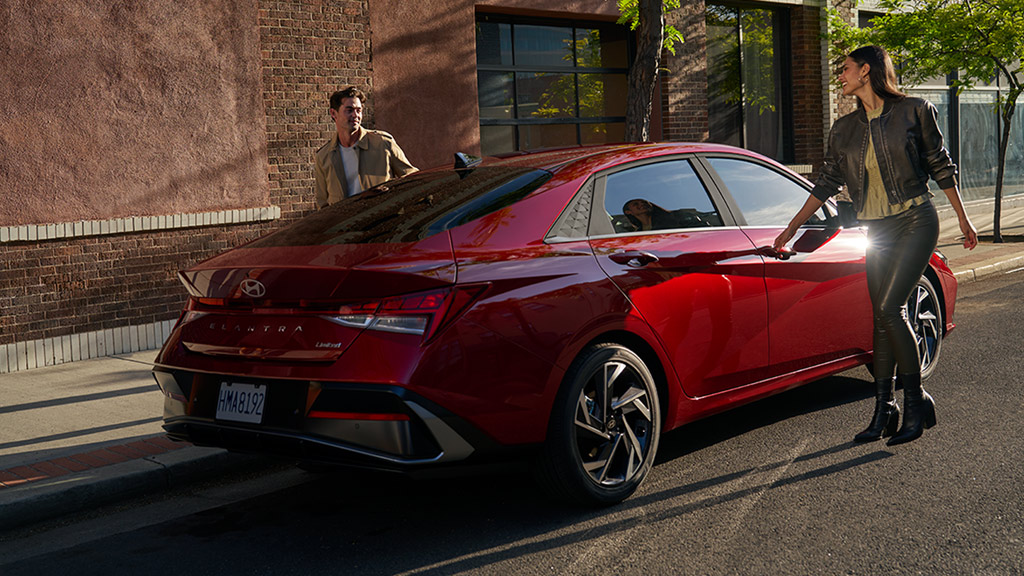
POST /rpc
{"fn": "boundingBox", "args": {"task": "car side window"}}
[603,160,723,234]
[707,157,828,227]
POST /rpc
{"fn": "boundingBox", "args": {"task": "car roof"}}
[483,142,762,173]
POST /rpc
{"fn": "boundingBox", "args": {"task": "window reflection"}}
[1008,93,1024,197]
[959,91,999,202]
[476,16,630,156]
[708,157,826,226]
[604,161,723,233]
[478,72,514,119]
[476,22,512,66]
[514,25,574,67]
[706,4,788,162]
[517,72,575,118]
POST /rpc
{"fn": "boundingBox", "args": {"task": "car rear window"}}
[251,167,552,246]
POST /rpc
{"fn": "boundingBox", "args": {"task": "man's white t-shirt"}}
[339,145,362,197]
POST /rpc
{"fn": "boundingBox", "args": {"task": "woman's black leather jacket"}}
[810,96,958,213]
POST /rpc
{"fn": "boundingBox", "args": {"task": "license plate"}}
[215,382,266,424]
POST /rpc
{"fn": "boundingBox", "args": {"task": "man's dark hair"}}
[330,86,367,110]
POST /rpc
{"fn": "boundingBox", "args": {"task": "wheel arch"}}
[921,266,948,335]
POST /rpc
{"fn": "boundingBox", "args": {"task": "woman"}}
[773,46,977,445]
[623,198,703,231]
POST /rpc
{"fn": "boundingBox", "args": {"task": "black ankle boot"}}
[887,372,936,446]
[854,377,900,442]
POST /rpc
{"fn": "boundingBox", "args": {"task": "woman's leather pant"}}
[865,200,939,379]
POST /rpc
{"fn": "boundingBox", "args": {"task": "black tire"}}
[535,343,661,506]
[864,274,944,381]
[909,274,943,380]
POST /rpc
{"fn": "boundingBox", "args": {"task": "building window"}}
[476,14,631,156]
[706,3,792,162]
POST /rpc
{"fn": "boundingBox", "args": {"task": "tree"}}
[617,0,684,142]
[829,0,1024,242]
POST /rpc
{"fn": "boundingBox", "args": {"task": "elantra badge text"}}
[209,322,304,334]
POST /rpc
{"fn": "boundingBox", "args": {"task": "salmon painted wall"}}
[0,0,269,227]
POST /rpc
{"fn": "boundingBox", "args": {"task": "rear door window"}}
[602,160,723,233]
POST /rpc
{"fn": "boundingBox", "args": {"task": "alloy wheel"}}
[573,358,656,488]
[908,276,942,379]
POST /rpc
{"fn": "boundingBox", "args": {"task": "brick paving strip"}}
[0,435,190,489]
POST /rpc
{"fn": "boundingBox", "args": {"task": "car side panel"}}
[591,229,771,397]
[741,226,874,372]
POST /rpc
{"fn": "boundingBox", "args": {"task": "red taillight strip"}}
[307,410,410,421]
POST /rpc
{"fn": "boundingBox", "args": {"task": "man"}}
[313,86,417,208]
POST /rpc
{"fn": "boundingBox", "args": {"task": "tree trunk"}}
[993,89,1019,244]
[624,0,665,142]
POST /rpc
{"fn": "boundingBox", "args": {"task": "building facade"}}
[1,0,1019,373]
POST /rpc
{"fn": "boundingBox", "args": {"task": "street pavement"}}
[1,195,1023,532]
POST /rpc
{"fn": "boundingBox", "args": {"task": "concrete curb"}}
[0,446,262,532]
[954,255,1024,284]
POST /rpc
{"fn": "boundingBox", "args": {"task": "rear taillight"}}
[326,285,487,340]
[177,284,488,341]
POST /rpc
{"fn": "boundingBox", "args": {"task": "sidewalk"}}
[1,196,1023,532]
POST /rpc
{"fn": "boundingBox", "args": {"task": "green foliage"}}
[827,0,1023,95]
[616,0,685,55]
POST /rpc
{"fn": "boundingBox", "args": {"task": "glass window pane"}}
[1006,92,1024,198]
[907,89,951,199]
[517,72,575,119]
[581,122,625,145]
[520,124,577,150]
[478,71,514,119]
[514,25,574,67]
[740,9,781,159]
[575,27,629,68]
[480,125,516,156]
[578,73,627,118]
[708,157,826,226]
[959,90,999,202]
[707,5,742,148]
[604,161,721,232]
[476,22,512,66]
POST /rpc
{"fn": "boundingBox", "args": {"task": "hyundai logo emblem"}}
[240,278,266,298]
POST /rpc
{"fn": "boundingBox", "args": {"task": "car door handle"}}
[757,246,794,261]
[609,251,659,267]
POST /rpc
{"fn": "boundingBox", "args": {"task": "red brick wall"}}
[261,0,372,224]
[660,1,710,142]
[0,0,371,355]
[790,4,827,172]
[0,227,276,347]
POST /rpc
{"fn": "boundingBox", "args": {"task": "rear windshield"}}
[251,167,552,246]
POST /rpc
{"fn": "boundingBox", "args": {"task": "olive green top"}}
[858,106,930,220]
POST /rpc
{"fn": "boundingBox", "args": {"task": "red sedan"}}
[153,143,957,505]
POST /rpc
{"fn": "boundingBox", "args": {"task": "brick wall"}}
[660,1,710,142]
[790,5,827,174]
[260,0,372,225]
[0,0,372,371]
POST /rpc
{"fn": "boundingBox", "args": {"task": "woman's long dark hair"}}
[849,45,905,102]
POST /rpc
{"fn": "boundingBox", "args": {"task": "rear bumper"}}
[153,368,492,470]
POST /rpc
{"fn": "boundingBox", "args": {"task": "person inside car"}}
[622,198,705,231]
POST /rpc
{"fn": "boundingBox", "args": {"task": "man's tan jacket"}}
[313,127,417,208]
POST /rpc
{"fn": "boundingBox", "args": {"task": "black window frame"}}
[476,13,634,154]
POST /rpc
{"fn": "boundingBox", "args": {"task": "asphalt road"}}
[2,271,1022,575]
